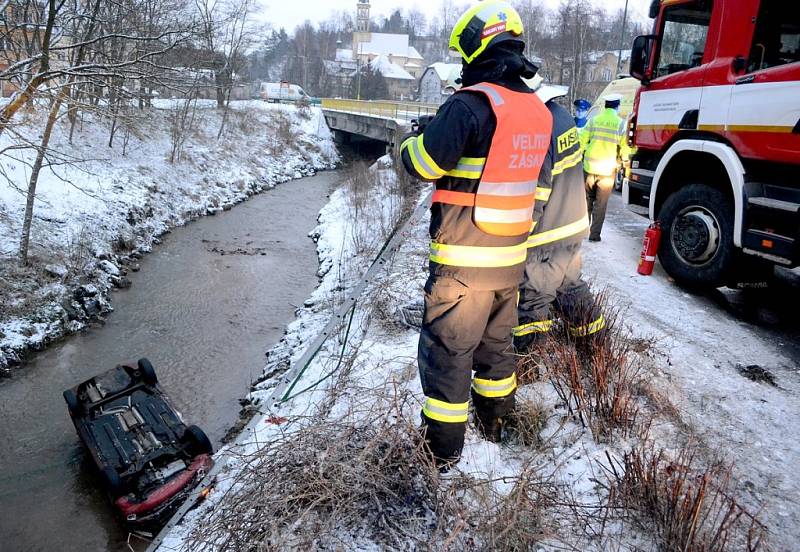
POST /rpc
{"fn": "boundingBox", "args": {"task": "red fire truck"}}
[624,0,799,287]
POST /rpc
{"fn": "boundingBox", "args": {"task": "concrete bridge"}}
[320,99,439,147]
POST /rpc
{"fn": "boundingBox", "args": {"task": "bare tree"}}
[194,0,261,112]
[514,0,546,59]
[405,9,427,40]
[3,0,191,263]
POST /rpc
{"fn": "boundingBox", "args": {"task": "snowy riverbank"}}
[0,101,338,373]
[157,158,793,551]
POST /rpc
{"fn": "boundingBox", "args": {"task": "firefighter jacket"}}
[527,101,590,253]
[580,107,630,177]
[400,80,552,290]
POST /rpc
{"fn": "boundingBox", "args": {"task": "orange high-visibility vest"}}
[432,83,552,237]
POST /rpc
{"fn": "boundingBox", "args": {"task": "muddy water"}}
[0,171,337,551]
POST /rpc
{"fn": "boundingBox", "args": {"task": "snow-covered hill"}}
[0,100,338,372]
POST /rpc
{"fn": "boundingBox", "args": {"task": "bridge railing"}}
[320,98,440,122]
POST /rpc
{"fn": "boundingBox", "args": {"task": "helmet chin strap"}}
[461,43,539,87]
[520,57,539,80]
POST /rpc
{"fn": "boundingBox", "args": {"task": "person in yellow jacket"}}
[580,93,630,242]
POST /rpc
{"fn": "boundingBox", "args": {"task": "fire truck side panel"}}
[726,74,800,164]
[635,85,704,149]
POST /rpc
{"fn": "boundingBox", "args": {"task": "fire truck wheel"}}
[658,183,734,288]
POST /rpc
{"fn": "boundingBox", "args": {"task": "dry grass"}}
[271,111,297,145]
[188,384,562,552]
[606,442,767,552]
[456,462,559,551]
[520,292,643,443]
[504,395,549,447]
[189,412,443,551]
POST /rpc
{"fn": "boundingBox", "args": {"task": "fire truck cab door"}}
[637,1,713,150]
[726,0,800,164]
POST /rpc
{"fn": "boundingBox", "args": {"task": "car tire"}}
[182,425,213,457]
[658,183,735,288]
[136,358,157,385]
[63,389,83,417]
[101,466,125,497]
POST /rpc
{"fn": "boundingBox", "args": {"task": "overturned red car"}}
[63,359,213,532]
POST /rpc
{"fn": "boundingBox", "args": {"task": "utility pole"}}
[616,0,630,75]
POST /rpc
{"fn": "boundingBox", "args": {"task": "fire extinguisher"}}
[638,221,662,276]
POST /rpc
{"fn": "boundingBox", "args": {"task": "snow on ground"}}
[0,100,338,372]
[158,166,794,550]
[582,196,800,550]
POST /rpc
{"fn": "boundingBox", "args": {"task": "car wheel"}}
[101,466,125,497]
[658,183,735,288]
[182,425,213,457]
[63,389,83,417]
[136,358,157,385]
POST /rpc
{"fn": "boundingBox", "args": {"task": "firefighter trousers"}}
[418,275,518,462]
[516,242,603,348]
[585,172,614,240]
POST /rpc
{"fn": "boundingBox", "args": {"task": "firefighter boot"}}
[419,415,464,469]
[472,390,515,443]
[513,331,547,355]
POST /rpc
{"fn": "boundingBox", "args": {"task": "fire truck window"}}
[747,0,800,73]
[656,3,712,78]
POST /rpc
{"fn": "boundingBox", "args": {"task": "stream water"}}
[0,171,338,551]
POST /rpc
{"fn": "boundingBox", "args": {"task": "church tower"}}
[353,0,371,53]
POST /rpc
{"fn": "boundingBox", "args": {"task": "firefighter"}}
[581,93,630,242]
[514,83,604,352]
[398,1,552,466]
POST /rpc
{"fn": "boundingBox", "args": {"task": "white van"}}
[259,81,310,103]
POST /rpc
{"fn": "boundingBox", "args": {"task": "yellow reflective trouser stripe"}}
[422,397,469,423]
[445,156,485,179]
[513,319,554,336]
[472,373,517,398]
[527,215,590,248]
[430,241,528,268]
[406,135,445,180]
[535,187,552,202]
[552,149,583,176]
[570,315,606,337]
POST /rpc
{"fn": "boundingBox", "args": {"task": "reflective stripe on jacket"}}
[528,101,590,252]
[580,108,628,177]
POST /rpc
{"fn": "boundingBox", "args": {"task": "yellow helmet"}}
[449,1,524,64]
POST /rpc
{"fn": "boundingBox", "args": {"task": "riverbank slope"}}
[159,157,793,551]
[0,101,338,372]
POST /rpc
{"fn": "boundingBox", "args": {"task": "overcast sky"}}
[257,0,651,34]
